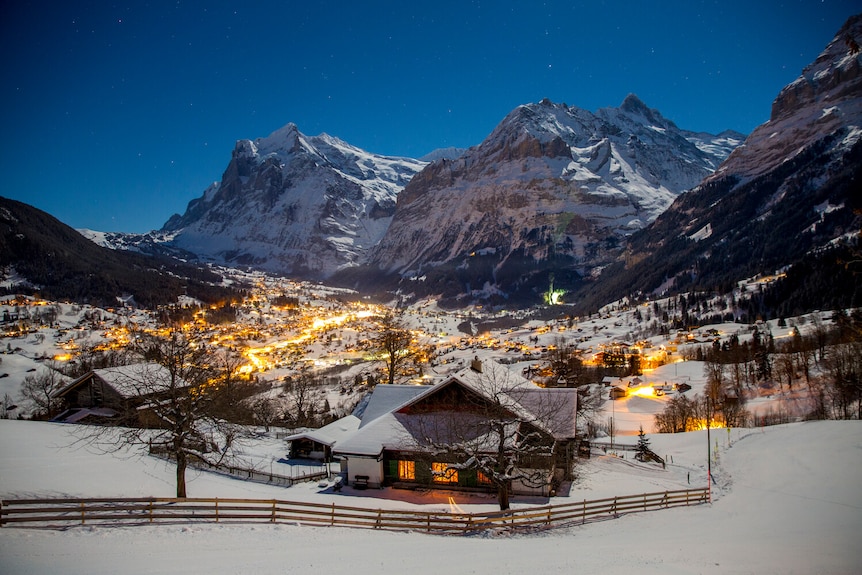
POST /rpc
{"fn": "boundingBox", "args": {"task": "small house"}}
[332,360,578,496]
[285,415,361,461]
[51,363,184,425]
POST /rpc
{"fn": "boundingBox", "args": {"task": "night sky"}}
[1,1,856,233]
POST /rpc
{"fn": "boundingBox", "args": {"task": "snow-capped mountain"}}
[77,228,195,260]
[576,14,862,311]
[159,124,427,278]
[357,95,741,301]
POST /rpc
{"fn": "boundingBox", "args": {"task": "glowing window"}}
[398,460,415,480]
[477,470,491,485]
[432,462,458,484]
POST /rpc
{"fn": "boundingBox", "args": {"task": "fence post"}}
[271,500,276,523]
[375,509,382,529]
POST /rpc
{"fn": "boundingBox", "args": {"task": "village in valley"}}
[2,267,859,574]
[0,267,843,507]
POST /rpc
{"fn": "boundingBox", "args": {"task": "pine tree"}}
[635,425,651,462]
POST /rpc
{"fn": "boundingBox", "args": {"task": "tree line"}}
[655,309,862,432]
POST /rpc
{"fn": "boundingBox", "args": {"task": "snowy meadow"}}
[1,417,860,574]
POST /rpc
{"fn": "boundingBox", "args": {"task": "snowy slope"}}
[1,419,859,574]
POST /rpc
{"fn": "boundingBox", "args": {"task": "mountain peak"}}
[617,93,670,128]
[159,124,427,278]
[620,93,649,113]
[365,92,741,302]
[254,122,303,155]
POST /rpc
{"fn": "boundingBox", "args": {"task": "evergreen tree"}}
[635,425,651,462]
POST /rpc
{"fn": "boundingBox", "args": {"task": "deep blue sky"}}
[1,1,856,233]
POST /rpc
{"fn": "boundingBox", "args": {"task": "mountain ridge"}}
[157,124,427,278]
[354,94,741,304]
[0,196,242,308]
[574,13,862,313]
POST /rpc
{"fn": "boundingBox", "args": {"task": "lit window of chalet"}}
[432,462,458,484]
[477,470,491,484]
[398,460,415,480]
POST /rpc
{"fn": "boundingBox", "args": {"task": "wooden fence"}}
[149,449,329,488]
[176,457,328,488]
[0,488,708,534]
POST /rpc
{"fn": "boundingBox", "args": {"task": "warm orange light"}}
[629,386,656,398]
[432,462,458,484]
[693,419,725,430]
[398,460,415,480]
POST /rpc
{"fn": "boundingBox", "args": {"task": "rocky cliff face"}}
[576,14,862,312]
[361,96,741,303]
[705,14,862,187]
[160,124,427,278]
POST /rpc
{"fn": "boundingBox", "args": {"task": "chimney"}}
[470,357,483,373]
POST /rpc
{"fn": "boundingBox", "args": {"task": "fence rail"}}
[0,488,708,534]
[149,449,329,488]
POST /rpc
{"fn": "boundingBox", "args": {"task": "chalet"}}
[332,360,578,496]
[51,363,182,425]
[284,415,361,461]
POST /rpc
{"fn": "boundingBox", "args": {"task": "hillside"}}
[0,196,242,307]
[575,14,862,313]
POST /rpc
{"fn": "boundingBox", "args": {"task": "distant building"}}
[51,363,184,426]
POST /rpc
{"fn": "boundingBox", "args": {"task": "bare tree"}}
[654,395,698,433]
[373,312,422,385]
[822,340,862,419]
[250,395,283,432]
[403,363,576,510]
[775,351,796,392]
[544,339,590,387]
[2,393,18,418]
[19,364,66,418]
[208,347,261,423]
[84,329,250,498]
[282,371,320,427]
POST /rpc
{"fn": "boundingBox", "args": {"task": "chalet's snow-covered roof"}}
[358,385,428,428]
[451,361,577,440]
[53,363,185,400]
[451,359,534,390]
[52,407,119,423]
[333,411,411,456]
[284,415,360,447]
[515,388,578,440]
